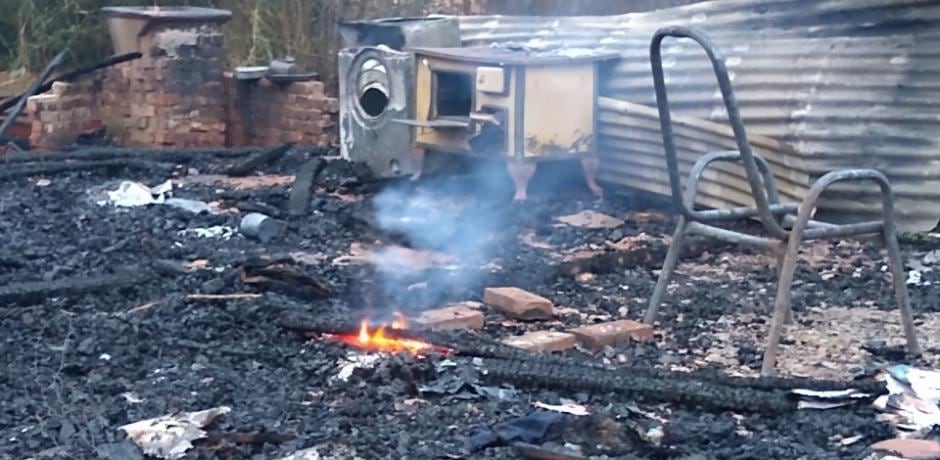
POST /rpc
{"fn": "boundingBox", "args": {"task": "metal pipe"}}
[0,50,67,143]
[650,27,790,240]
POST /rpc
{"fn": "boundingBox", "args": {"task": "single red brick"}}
[130,104,156,118]
[484,287,554,320]
[871,438,940,459]
[569,320,653,350]
[412,304,484,331]
[503,331,576,352]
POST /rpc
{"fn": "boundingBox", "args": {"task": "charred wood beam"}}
[240,256,331,299]
[0,52,142,115]
[278,314,885,395]
[0,271,150,307]
[226,142,292,176]
[287,158,326,217]
[0,159,175,180]
[480,358,795,414]
[2,147,263,164]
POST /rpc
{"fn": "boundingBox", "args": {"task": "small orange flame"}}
[334,314,432,354]
[390,312,407,330]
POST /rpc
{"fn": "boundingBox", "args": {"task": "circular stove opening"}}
[359,86,389,118]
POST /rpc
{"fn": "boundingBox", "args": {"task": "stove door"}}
[339,47,416,177]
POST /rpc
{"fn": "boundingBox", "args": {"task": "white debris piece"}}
[177,226,235,240]
[533,401,590,416]
[874,364,940,431]
[793,388,871,410]
[120,406,230,460]
[791,388,870,399]
[104,180,172,207]
[120,392,144,404]
[333,353,381,383]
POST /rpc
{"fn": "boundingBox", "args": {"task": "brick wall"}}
[20,21,342,151]
[98,23,228,148]
[25,81,103,150]
[225,76,338,148]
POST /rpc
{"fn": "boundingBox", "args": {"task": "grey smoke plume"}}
[370,165,510,313]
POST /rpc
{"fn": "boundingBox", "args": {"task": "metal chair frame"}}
[643,26,920,376]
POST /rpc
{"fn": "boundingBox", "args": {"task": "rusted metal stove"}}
[402,46,617,200]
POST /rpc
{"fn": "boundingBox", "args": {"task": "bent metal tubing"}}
[644,26,919,376]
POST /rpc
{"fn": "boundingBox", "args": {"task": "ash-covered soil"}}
[0,149,938,459]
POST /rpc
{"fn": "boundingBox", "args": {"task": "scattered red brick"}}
[870,438,940,460]
[569,320,653,350]
[503,331,576,352]
[557,210,625,229]
[412,304,484,331]
[483,287,554,320]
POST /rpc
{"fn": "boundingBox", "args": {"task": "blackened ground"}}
[0,151,938,459]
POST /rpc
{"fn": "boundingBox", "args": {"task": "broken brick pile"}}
[410,287,653,354]
[23,20,337,150]
[25,81,103,150]
[225,77,338,148]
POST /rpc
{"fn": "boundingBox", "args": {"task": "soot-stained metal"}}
[643,26,920,376]
[459,0,940,231]
[403,44,616,200]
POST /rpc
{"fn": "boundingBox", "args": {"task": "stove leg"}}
[410,147,426,181]
[581,155,604,199]
[507,158,536,201]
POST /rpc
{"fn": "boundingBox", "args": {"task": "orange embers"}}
[332,313,433,354]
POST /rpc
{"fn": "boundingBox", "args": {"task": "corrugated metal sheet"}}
[457,0,940,230]
[598,97,811,211]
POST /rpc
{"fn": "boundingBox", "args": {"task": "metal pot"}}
[268,57,298,75]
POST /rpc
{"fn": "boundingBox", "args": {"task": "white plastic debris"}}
[798,400,856,410]
[792,388,871,399]
[793,388,871,410]
[103,180,172,207]
[177,226,235,240]
[533,401,590,416]
[97,180,212,214]
[120,392,144,404]
[334,353,381,383]
[120,406,230,460]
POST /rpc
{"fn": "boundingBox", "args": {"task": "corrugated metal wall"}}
[481,0,706,16]
[458,0,940,231]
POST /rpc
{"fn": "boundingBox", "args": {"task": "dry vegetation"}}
[0,0,474,90]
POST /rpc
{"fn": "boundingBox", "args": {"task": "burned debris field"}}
[1,148,938,459]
